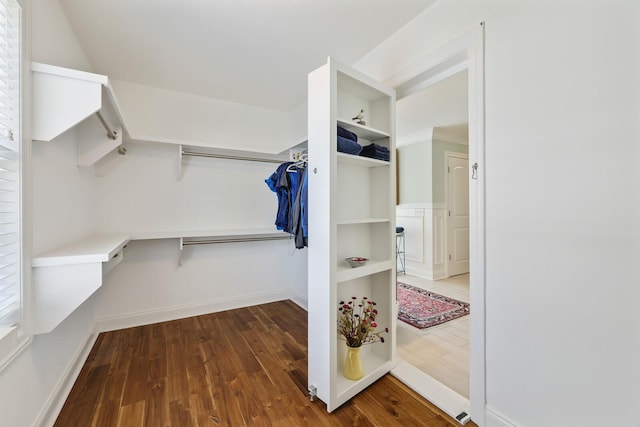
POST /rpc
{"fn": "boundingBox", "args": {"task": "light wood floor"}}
[54,300,476,426]
[396,274,470,398]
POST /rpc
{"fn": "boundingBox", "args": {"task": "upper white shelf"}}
[31,62,128,166]
[337,152,389,167]
[337,119,389,141]
[32,234,130,267]
[131,228,287,241]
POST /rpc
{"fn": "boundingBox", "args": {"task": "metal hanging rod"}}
[182,235,290,246]
[94,112,119,140]
[181,149,285,164]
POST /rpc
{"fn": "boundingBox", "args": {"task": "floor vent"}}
[455,411,471,425]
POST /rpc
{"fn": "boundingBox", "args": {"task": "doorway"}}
[387,24,485,425]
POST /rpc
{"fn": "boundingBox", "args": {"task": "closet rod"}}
[94,112,119,140]
[182,235,289,246]
[181,149,284,164]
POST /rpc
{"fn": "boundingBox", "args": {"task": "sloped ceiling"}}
[397,69,469,141]
[58,0,436,112]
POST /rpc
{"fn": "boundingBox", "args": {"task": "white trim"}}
[396,202,445,210]
[467,23,486,427]
[0,328,31,372]
[388,23,487,427]
[485,407,517,427]
[96,289,290,332]
[434,135,469,146]
[32,325,99,427]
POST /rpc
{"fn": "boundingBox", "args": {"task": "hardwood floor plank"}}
[55,300,476,427]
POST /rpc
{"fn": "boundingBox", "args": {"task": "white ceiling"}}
[58,0,437,112]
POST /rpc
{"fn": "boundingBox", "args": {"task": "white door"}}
[447,154,469,276]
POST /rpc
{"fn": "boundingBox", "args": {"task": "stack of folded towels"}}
[359,143,390,161]
[337,125,362,155]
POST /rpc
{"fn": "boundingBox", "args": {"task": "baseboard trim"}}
[34,325,98,427]
[486,407,517,427]
[289,290,308,311]
[96,288,291,332]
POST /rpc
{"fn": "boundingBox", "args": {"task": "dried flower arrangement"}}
[337,296,388,348]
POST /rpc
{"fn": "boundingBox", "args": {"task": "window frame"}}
[0,0,31,371]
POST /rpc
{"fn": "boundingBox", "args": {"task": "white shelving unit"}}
[32,234,130,334]
[307,57,396,411]
[31,62,128,166]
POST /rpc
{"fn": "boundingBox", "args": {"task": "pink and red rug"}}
[397,282,470,330]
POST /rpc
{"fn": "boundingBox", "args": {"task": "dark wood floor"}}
[55,300,476,426]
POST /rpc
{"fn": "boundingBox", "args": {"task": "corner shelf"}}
[31,62,128,166]
[32,234,130,335]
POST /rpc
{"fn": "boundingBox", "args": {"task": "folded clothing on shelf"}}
[337,125,358,142]
[359,143,390,161]
[337,135,362,155]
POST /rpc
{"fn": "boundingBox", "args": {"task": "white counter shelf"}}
[32,234,130,335]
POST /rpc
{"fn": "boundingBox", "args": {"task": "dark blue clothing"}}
[337,125,358,142]
[266,162,308,248]
[337,135,362,155]
[360,143,390,161]
[265,162,293,231]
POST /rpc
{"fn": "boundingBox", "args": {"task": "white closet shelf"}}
[337,119,389,140]
[32,234,130,335]
[337,153,389,167]
[32,234,130,267]
[336,260,393,283]
[130,228,286,241]
[31,62,128,166]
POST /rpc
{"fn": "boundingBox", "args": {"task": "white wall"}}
[111,79,293,154]
[358,0,640,425]
[94,140,308,324]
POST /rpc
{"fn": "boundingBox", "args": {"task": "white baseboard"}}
[403,266,435,281]
[486,407,517,427]
[34,325,98,427]
[96,288,291,332]
[289,289,308,311]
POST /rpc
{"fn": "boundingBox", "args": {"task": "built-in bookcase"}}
[307,58,397,412]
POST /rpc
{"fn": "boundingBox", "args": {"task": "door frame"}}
[444,151,470,278]
[384,23,486,425]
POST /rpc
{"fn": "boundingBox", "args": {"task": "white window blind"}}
[0,0,20,327]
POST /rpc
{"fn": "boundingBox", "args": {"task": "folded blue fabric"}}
[337,125,358,142]
[337,135,362,155]
[360,143,389,161]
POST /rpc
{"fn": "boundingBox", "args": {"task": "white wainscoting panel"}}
[396,204,445,280]
[432,207,447,279]
[396,207,424,263]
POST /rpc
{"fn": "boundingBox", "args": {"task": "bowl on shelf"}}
[345,257,369,268]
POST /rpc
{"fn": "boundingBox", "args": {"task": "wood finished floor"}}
[396,274,470,398]
[54,300,476,426]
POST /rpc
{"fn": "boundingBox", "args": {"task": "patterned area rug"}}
[397,282,470,330]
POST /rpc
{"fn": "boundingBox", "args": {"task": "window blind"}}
[0,0,20,326]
